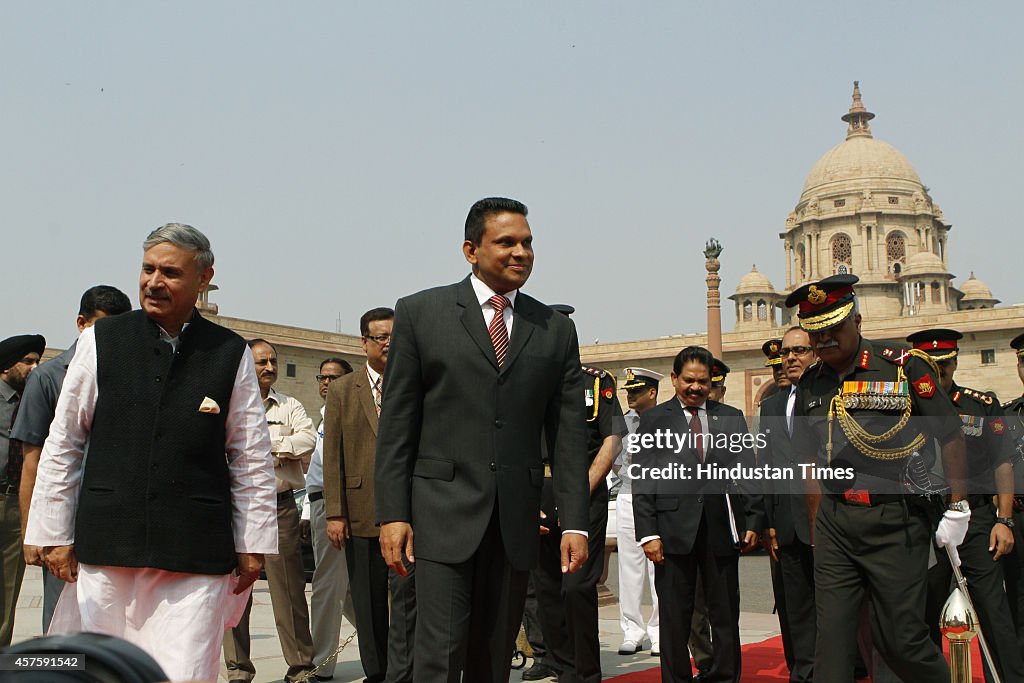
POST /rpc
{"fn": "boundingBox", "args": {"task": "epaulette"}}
[1002,397,1024,410]
[582,366,607,378]
[961,387,994,406]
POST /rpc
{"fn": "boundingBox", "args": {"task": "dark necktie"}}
[488,295,511,368]
[688,406,704,462]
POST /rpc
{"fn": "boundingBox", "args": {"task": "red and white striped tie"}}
[488,295,511,368]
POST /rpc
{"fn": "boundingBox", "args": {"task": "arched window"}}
[831,233,852,274]
[931,281,941,304]
[796,244,806,280]
[757,300,768,321]
[886,232,906,274]
[743,301,753,322]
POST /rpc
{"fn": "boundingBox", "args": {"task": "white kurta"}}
[25,324,278,682]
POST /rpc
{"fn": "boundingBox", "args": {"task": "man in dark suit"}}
[375,197,591,683]
[323,307,415,683]
[633,345,764,683]
[760,327,817,683]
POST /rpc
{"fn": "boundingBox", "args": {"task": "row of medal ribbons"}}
[841,381,910,411]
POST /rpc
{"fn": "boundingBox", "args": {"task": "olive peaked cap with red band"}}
[785,274,859,332]
[906,328,962,361]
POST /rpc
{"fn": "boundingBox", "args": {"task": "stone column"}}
[785,242,792,288]
[704,239,724,360]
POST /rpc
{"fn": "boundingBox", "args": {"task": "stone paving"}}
[10,554,782,682]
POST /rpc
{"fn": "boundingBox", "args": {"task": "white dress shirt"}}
[470,274,518,336]
[25,324,279,555]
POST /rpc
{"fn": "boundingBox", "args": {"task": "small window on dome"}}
[888,196,900,205]
[981,349,996,365]
[833,199,846,208]
[757,300,768,321]
[743,301,753,322]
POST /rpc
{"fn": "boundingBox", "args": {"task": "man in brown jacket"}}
[323,307,414,683]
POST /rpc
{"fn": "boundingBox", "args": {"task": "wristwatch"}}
[948,500,970,513]
[996,516,1016,528]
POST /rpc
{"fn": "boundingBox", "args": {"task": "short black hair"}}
[247,338,277,353]
[320,357,353,374]
[360,307,395,337]
[79,285,131,320]
[672,346,714,375]
[464,197,528,245]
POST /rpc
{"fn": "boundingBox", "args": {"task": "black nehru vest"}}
[75,310,247,575]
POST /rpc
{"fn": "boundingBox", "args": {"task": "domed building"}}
[778,81,962,321]
[172,83,1022,420]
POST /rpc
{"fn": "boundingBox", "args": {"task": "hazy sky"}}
[4,1,1022,350]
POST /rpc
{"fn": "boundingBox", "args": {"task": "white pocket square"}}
[198,396,221,414]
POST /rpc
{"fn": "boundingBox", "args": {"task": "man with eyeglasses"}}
[301,356,355,681]
[787,274,968,682]
[324,307,416,683]
[760,327,816,682]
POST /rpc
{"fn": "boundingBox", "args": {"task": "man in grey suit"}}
[375,197,591,683]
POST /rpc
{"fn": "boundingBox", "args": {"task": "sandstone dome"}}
[901,251,947,276]
[799,82,925,205]
[959,272,995,301]
[735,265,775,294]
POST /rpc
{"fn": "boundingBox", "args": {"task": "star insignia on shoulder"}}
[582,366,606,378]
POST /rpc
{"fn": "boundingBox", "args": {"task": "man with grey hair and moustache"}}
[26,223,278,682]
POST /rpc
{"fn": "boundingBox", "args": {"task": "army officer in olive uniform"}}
[907,328,1024,682]
[533,304,626,683]
[788,274,969,683]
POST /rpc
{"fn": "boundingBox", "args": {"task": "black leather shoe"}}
[693,672,710,682]
[522,663,559,680]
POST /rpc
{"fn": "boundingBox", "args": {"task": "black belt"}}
[308,491,324,503]
[277,490,294,503]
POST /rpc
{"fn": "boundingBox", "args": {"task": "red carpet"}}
[606,635,985,682]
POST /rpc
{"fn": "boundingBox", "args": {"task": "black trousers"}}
[532,491,607,683]
[925,502,1024,683]
[347,535,390,682]
[776,540,815,683]
[655,515,741,683]
[813,497,948,683]
[413,504,529,683]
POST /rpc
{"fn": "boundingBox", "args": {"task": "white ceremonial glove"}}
[934,509,971,567]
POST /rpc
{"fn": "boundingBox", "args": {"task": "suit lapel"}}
[456,277,500,372]
[502,295,536,375]
[354,372,379,436]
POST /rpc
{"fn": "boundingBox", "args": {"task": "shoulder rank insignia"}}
[882,348,895,357]
[881,347,912,366]
[962,387,994,405]
[582,366,606,378]
[952,390,961,404]
[913,374,936,398]
[859,349,870,369]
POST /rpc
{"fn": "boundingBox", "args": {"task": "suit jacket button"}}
[494,420,503,429]
[697,496,703,504]
[490,462,497,471]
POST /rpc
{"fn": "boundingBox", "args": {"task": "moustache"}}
[144,289,169,300]
[815,341,839,350]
